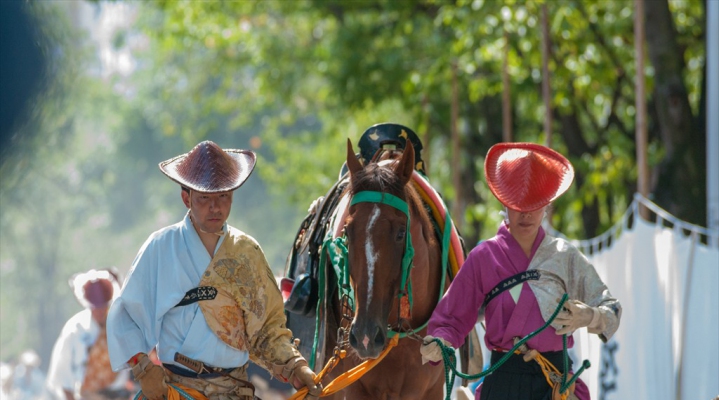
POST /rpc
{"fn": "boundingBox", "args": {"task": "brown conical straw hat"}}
[484,142,574,212]
[159,141,256,193]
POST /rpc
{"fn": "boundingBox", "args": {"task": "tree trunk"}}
[450,61,464,233]
[556,110,601,237]
[635,0,650,221]
[541,3,552,146]
[462,94,504,247]
[644,0,706,225]
[502,29,513,143]
[36,214,64,370]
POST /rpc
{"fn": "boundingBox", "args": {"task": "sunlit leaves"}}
[133,0,704,242]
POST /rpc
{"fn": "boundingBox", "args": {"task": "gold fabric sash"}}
[196,228,299,371]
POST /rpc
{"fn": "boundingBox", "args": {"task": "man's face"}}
[182,190,234,235]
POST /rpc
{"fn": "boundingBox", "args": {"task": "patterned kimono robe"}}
[107,213,299,377]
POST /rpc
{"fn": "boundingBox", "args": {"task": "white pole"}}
[707,0,719,244]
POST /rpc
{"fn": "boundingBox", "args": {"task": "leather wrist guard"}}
[271,355,308,383]
[131,353,153,380]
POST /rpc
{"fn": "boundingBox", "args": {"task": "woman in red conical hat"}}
[420,143,622,400]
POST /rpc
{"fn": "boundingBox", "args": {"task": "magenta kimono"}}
[428,224,621,399]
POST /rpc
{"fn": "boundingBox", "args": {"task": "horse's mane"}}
[346,161,437,245]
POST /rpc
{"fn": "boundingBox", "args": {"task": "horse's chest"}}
[342,353,444,399]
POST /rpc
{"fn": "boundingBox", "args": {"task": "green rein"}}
[434,293,592,400]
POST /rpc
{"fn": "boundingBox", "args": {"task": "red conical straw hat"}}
[159,141,256,193]
[484,142,574,212]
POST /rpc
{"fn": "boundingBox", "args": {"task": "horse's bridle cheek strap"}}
[349,191,415,308]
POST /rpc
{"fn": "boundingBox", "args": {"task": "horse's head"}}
[343,138,415,359]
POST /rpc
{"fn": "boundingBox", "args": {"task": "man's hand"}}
[291,362,322,400]
[554,299,600,335]
[420,335,451,365]
[131,353,168,400]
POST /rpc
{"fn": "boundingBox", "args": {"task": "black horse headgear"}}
[357,123,426,174]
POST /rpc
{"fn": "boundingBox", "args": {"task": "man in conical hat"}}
[47,268,131,400]
[106,141,320,400]
[420,143,622,400]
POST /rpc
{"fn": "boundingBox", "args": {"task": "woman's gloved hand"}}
[291,361,322,400]
[420,335,452,364]
[554,299,601,335]
[131,353,168,400]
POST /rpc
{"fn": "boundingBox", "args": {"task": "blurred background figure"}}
[9,350,49,400]
[46,269,133,400]
[1,361,13,400]
[11,350,50,400]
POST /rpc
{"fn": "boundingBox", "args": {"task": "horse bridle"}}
[349,190,417,337]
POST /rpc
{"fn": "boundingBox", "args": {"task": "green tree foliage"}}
[0,1,115,364]
[0,0,706,368]
[0,1,306,365]
[138,0,706,244]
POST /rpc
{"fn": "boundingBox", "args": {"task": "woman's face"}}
[506,206,546,241]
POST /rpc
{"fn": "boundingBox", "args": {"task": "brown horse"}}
[317,139,447,399]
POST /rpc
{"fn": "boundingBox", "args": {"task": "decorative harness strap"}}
[410,171,465,276]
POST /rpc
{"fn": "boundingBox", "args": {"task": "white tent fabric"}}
[458,194,718,400]
[561,194,719,400]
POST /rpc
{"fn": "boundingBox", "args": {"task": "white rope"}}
[545,192,719,252]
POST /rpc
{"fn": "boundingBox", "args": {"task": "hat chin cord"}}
[500,209,510,225]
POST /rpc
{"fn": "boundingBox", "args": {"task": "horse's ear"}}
[346,138,363,177]
[394,141,415,185]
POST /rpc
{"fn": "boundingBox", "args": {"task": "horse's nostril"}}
[349,330,359,348]
[373,326,385,347]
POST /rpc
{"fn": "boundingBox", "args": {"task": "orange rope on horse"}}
[288,335,400,399]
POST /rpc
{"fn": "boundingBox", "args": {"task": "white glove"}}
[554,299,601,335]
[420,335,452,365]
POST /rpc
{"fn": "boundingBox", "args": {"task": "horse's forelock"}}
[350,162,404,197]
[347,162,435,246]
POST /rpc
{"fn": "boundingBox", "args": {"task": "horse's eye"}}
[395,227,406,242]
